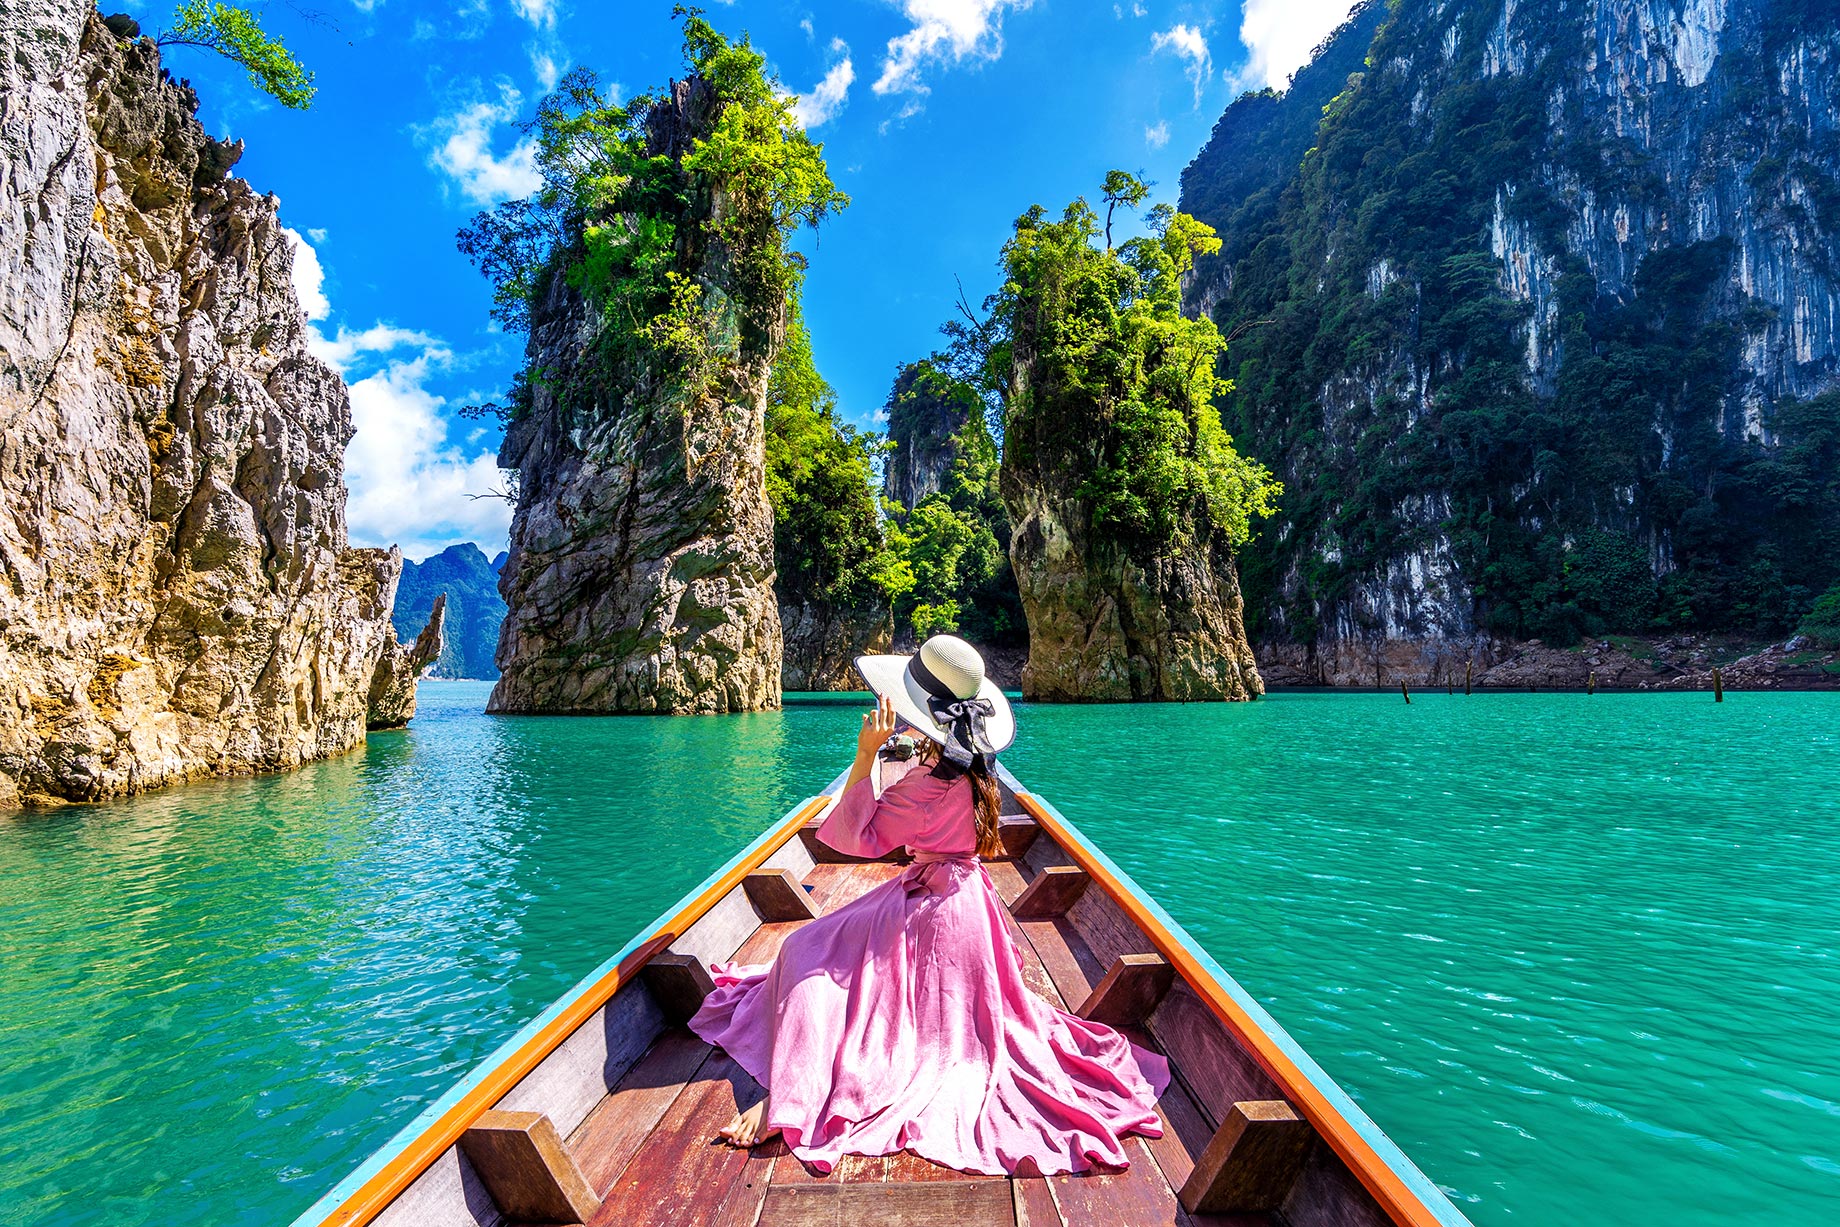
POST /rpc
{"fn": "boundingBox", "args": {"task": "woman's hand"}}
[856,695,898,761]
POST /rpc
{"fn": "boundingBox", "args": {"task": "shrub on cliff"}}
[458,9,847,403]
[995,174,1281,554]
[153,2,315,109]
[1801,584,1840,648]
[766,312,910,617]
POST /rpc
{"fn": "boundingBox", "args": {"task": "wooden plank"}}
[884,1150,997,1184]
[997,814,1040,860]
[669,883,763,969]
[1017,917,1105,1010]
[568,1028,714,1197]
[1146,986,1284,1130]
[1012,1178,1063,1227]
[798,822,907,865]
[1011,867,1091,919]
[1280,1142,1392,1227]
[496,981,666,1138]
[459,1110,599,1225]
[1044,1137,1189,1227]
[369,1148,499,1227]
[1136,1072,1217,1198]
[745,868,822,921]
[1005,912,1067,1009]
[984,860,1030,908]
[642,953,716,1026]
[588,1051,766,1227]
[1064,882,1159,971]
[810,861,907,914]
[1079,954,1176,1029]
[1178,1102,1312,1215]
[730,920,808,967]
[758,1180,1014,1226]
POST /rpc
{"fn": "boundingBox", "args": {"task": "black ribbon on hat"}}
[907,654,998,773]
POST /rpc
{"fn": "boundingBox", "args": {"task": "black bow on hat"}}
[907,653,999,773]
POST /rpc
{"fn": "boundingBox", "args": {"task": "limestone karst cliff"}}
[1184,0,1840,684]
[482,22,848,714]
[0,5,437,808]
[882,362,971,516]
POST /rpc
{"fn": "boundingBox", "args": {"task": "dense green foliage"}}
[458,11,846,410]
[765,314,908,615]
[1189,0,1840,645]
[1800,581,1840,648]
[156,2,315,109]
[996,175,1281,553]
[882,363,1024,645]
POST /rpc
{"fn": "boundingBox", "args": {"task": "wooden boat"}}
[291,764,1472,1227]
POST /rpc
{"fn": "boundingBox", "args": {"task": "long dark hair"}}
[918,740,1003,858]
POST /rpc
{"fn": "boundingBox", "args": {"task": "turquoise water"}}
[1,685,1835,1225]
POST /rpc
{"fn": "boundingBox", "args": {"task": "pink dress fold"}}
[688,756,1171,1176]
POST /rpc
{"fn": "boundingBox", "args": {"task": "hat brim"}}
[854,654,1016,754]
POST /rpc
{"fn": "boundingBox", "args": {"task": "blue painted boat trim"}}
[286,778,845,1227]
[997,763,1472,1226]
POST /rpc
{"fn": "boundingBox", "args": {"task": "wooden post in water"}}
[1587,671,1596,695]
[1464,660,1472,696]
[1713,667,1724,702]
[1401,681,1411,704]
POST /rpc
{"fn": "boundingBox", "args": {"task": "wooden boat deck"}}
[565,859,1255,1227]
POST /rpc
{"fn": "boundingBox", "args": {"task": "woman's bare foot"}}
[716,1098,782,1148]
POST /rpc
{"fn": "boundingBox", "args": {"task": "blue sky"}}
[120,0,1359,559]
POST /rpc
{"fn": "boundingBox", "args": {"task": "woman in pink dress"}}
[690,635,1170,1176]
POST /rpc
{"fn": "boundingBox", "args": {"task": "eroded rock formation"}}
[490,79,782,714]
[1184,0,1840,685]
[780,602,892,691]
[882,362,969,516]
[1001,477,1264,702]
[0,5,435,807]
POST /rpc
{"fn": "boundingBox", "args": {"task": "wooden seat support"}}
[1010,865,1091,918]
[1177,1099,1315,1215]
[640,952,715,1025]
[1078,953,1175,1027]
[743,868,821,921]
[460,1109,599,1225]
[997,815,1040,859]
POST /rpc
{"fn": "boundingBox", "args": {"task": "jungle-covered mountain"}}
[395,545,508,680]
[1181,0,1840,683]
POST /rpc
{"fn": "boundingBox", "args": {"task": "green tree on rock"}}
[153,2,316,109]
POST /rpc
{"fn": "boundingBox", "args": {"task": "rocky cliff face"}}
[0,6,434,808]
[882,362,969,515]
[1184,0,1840,685]
[491,79,782,714]
[1002,475,1264,701]
[779,601,891,690]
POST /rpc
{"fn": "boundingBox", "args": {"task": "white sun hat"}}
[855,635,1015,757]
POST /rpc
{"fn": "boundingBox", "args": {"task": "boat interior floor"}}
[559,859,1270,1227]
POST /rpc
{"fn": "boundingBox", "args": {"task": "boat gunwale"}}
[1004,774,1469,1227]
[288,788,837,1227]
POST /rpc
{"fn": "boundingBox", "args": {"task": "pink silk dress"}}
[688,755,1171,1176]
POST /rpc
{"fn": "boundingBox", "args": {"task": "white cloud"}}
[419,84,542,205]
[530,43,566,91]
[283,227,330,322]
[309,323,447,373]
[306,226,328,244]
[1236,0,1359,92]
[510,0,558,31]
[1151,23,1212,105]
[1145,119,1170,149]
[873,0,1032,100]
[793,40,855,128]
[344,351,514,559]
